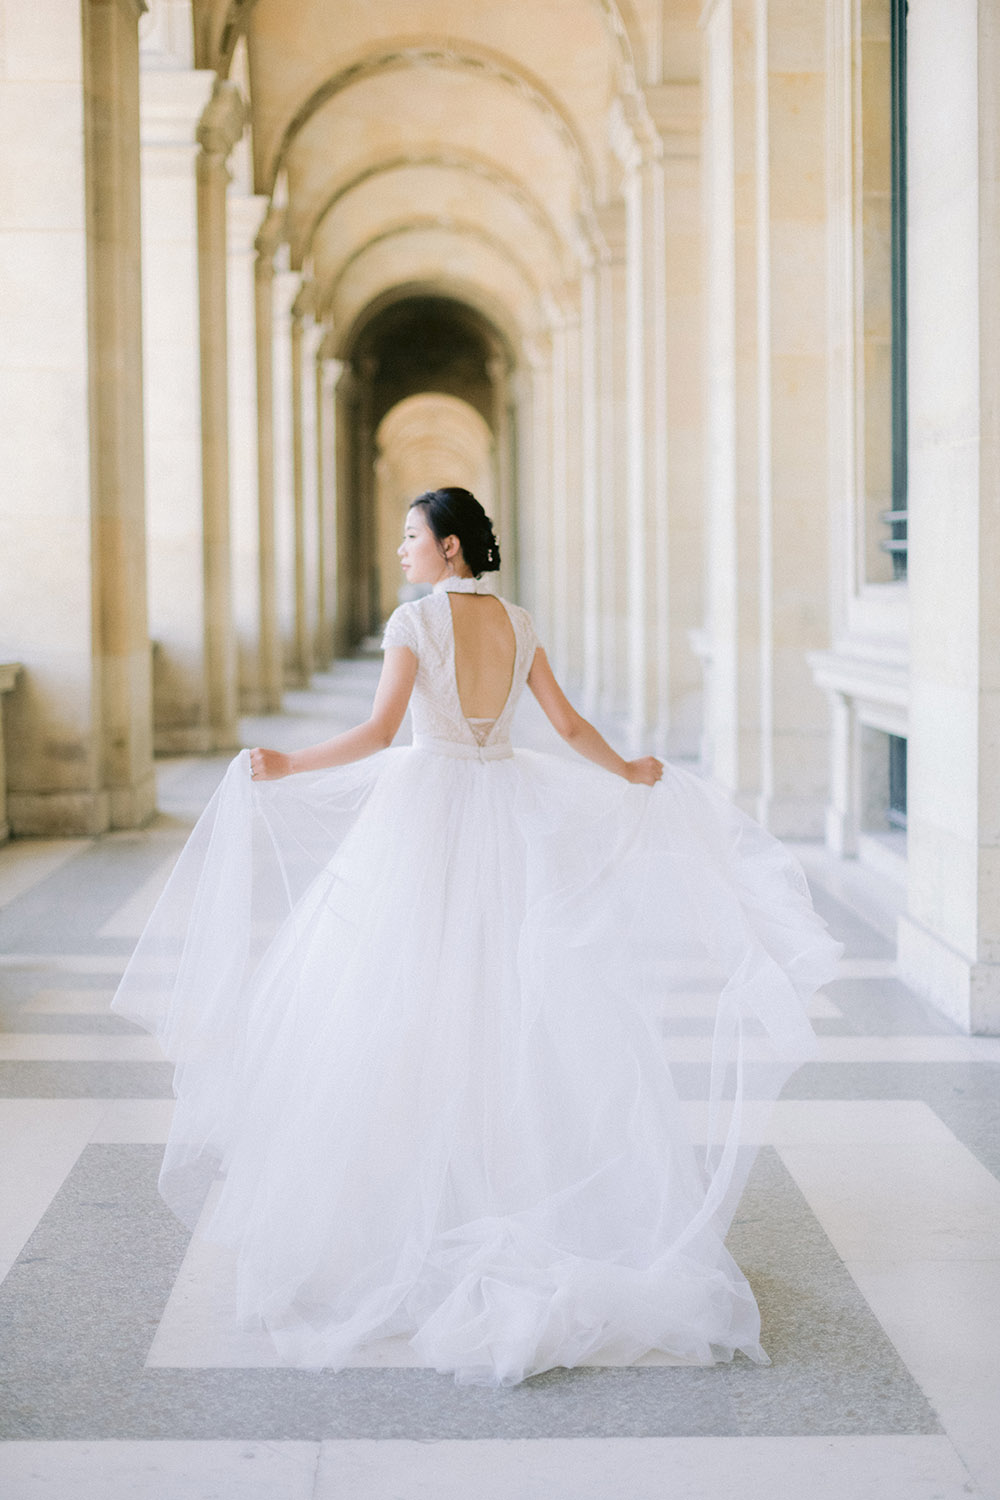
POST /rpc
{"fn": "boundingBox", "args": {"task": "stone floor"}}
[0,660,998,1499]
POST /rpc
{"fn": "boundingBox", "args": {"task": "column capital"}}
[643,82,700,159]
[592,199,628,260]
[608,84,700,170]
[291,279,317,323]
[608,91,666,171]
[197,78,245,161]
[255,202,286,261]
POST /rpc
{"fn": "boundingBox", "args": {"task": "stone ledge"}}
[0,663,23,845]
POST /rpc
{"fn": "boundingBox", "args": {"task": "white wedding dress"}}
[113,576,841,1387]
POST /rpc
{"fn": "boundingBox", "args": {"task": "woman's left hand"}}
[625,756,664,786]
[249,747,292,782]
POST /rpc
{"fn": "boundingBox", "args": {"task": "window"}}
[888,733,907,829]
[882,0,908,578]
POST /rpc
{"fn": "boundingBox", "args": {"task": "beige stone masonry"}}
[897,0,1000,1032]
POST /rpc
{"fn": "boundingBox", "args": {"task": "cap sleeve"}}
[381,604,418,654]
[515,604,540,664]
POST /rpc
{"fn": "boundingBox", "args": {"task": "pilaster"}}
[228,188,269,712]
[271,252,299,678]
[519,333,554,646]
[84,0,156,826]
[141,64,214,752]
[897,0,1000,1033]
[609,94,669,754]
[578,243,601,714]
[487,352,518,603]
[314,344,341,668]
[700,0,764,810]
[289,284,315,685]
[0,0,146,834]
[253,206,284,710]
[593,201,630,722]
[753,0,832,836]
[196,78,244,748]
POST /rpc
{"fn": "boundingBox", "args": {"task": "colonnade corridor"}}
[0,658,994,1499]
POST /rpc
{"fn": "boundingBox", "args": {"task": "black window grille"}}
[888,734,908,830]
[881,0,908,577]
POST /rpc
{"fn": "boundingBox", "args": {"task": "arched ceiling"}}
[193,0,666,350]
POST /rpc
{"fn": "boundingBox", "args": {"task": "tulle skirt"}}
[112,744,841,1386]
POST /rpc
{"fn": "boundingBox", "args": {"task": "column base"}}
[756,795,827,840]
[897,916,1000,1035]
[109,769,158,829]
[154,726,215,755]
[8,788,111,838]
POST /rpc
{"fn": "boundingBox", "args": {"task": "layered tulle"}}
[113,744,841,1386]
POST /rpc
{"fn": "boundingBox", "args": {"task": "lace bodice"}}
[381,578,539,758]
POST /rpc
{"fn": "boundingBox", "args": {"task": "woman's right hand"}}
[249,747,292,782]
[625,756,664,786]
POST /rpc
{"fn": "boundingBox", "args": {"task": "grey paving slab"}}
[806,889,895,960]
[0,1062,173,1098]
[0,1145,939,1443]
[0,839,181,956]
[782,1061,1000,1183]
[822,977,959,1037]
[723,1150,940,1436]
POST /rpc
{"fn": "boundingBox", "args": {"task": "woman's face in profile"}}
[398,506,448,585]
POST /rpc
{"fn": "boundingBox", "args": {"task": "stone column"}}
[314,344,339,670]
[701,0,831,833]
[487,353,518,601]
[253,208,284,710]
[332,363,359,654]
[525,333,554,654]
[271,252,298,678]
[752,0,831,835]
[302,315,324,669]
[228,189,269,712]
[578,244,602,714]
[594,202,630,723]
[196,80,244,748]
[897,0,1000,1033]
[0,0,152,834]
[610,97,669,754]
[700,0,763,812]
[289,285,314,685]
[546,302,583,684]
[355,354,379,636]
[564,304,585,688]
[647,82,705,758]
[141,65,214,752]
[84,0,156,826]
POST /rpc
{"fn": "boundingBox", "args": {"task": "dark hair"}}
[409,487,501,577]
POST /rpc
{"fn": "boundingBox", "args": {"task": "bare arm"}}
[249,646,417,780]
[527,647,663,785]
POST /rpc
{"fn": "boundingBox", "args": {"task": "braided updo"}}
[409,487,501,578]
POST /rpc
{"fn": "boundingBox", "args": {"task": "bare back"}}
[448,593,517,738]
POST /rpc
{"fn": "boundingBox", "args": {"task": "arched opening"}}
[333,292,517,649]
[375,394,495,612]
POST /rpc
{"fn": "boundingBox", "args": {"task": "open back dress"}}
[112,574,841,1387]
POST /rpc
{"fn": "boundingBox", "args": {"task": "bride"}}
[113,485,841,1387]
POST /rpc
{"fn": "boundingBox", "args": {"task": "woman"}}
[113,486,840,1387]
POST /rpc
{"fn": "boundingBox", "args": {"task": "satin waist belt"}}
[411,734,514,762]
